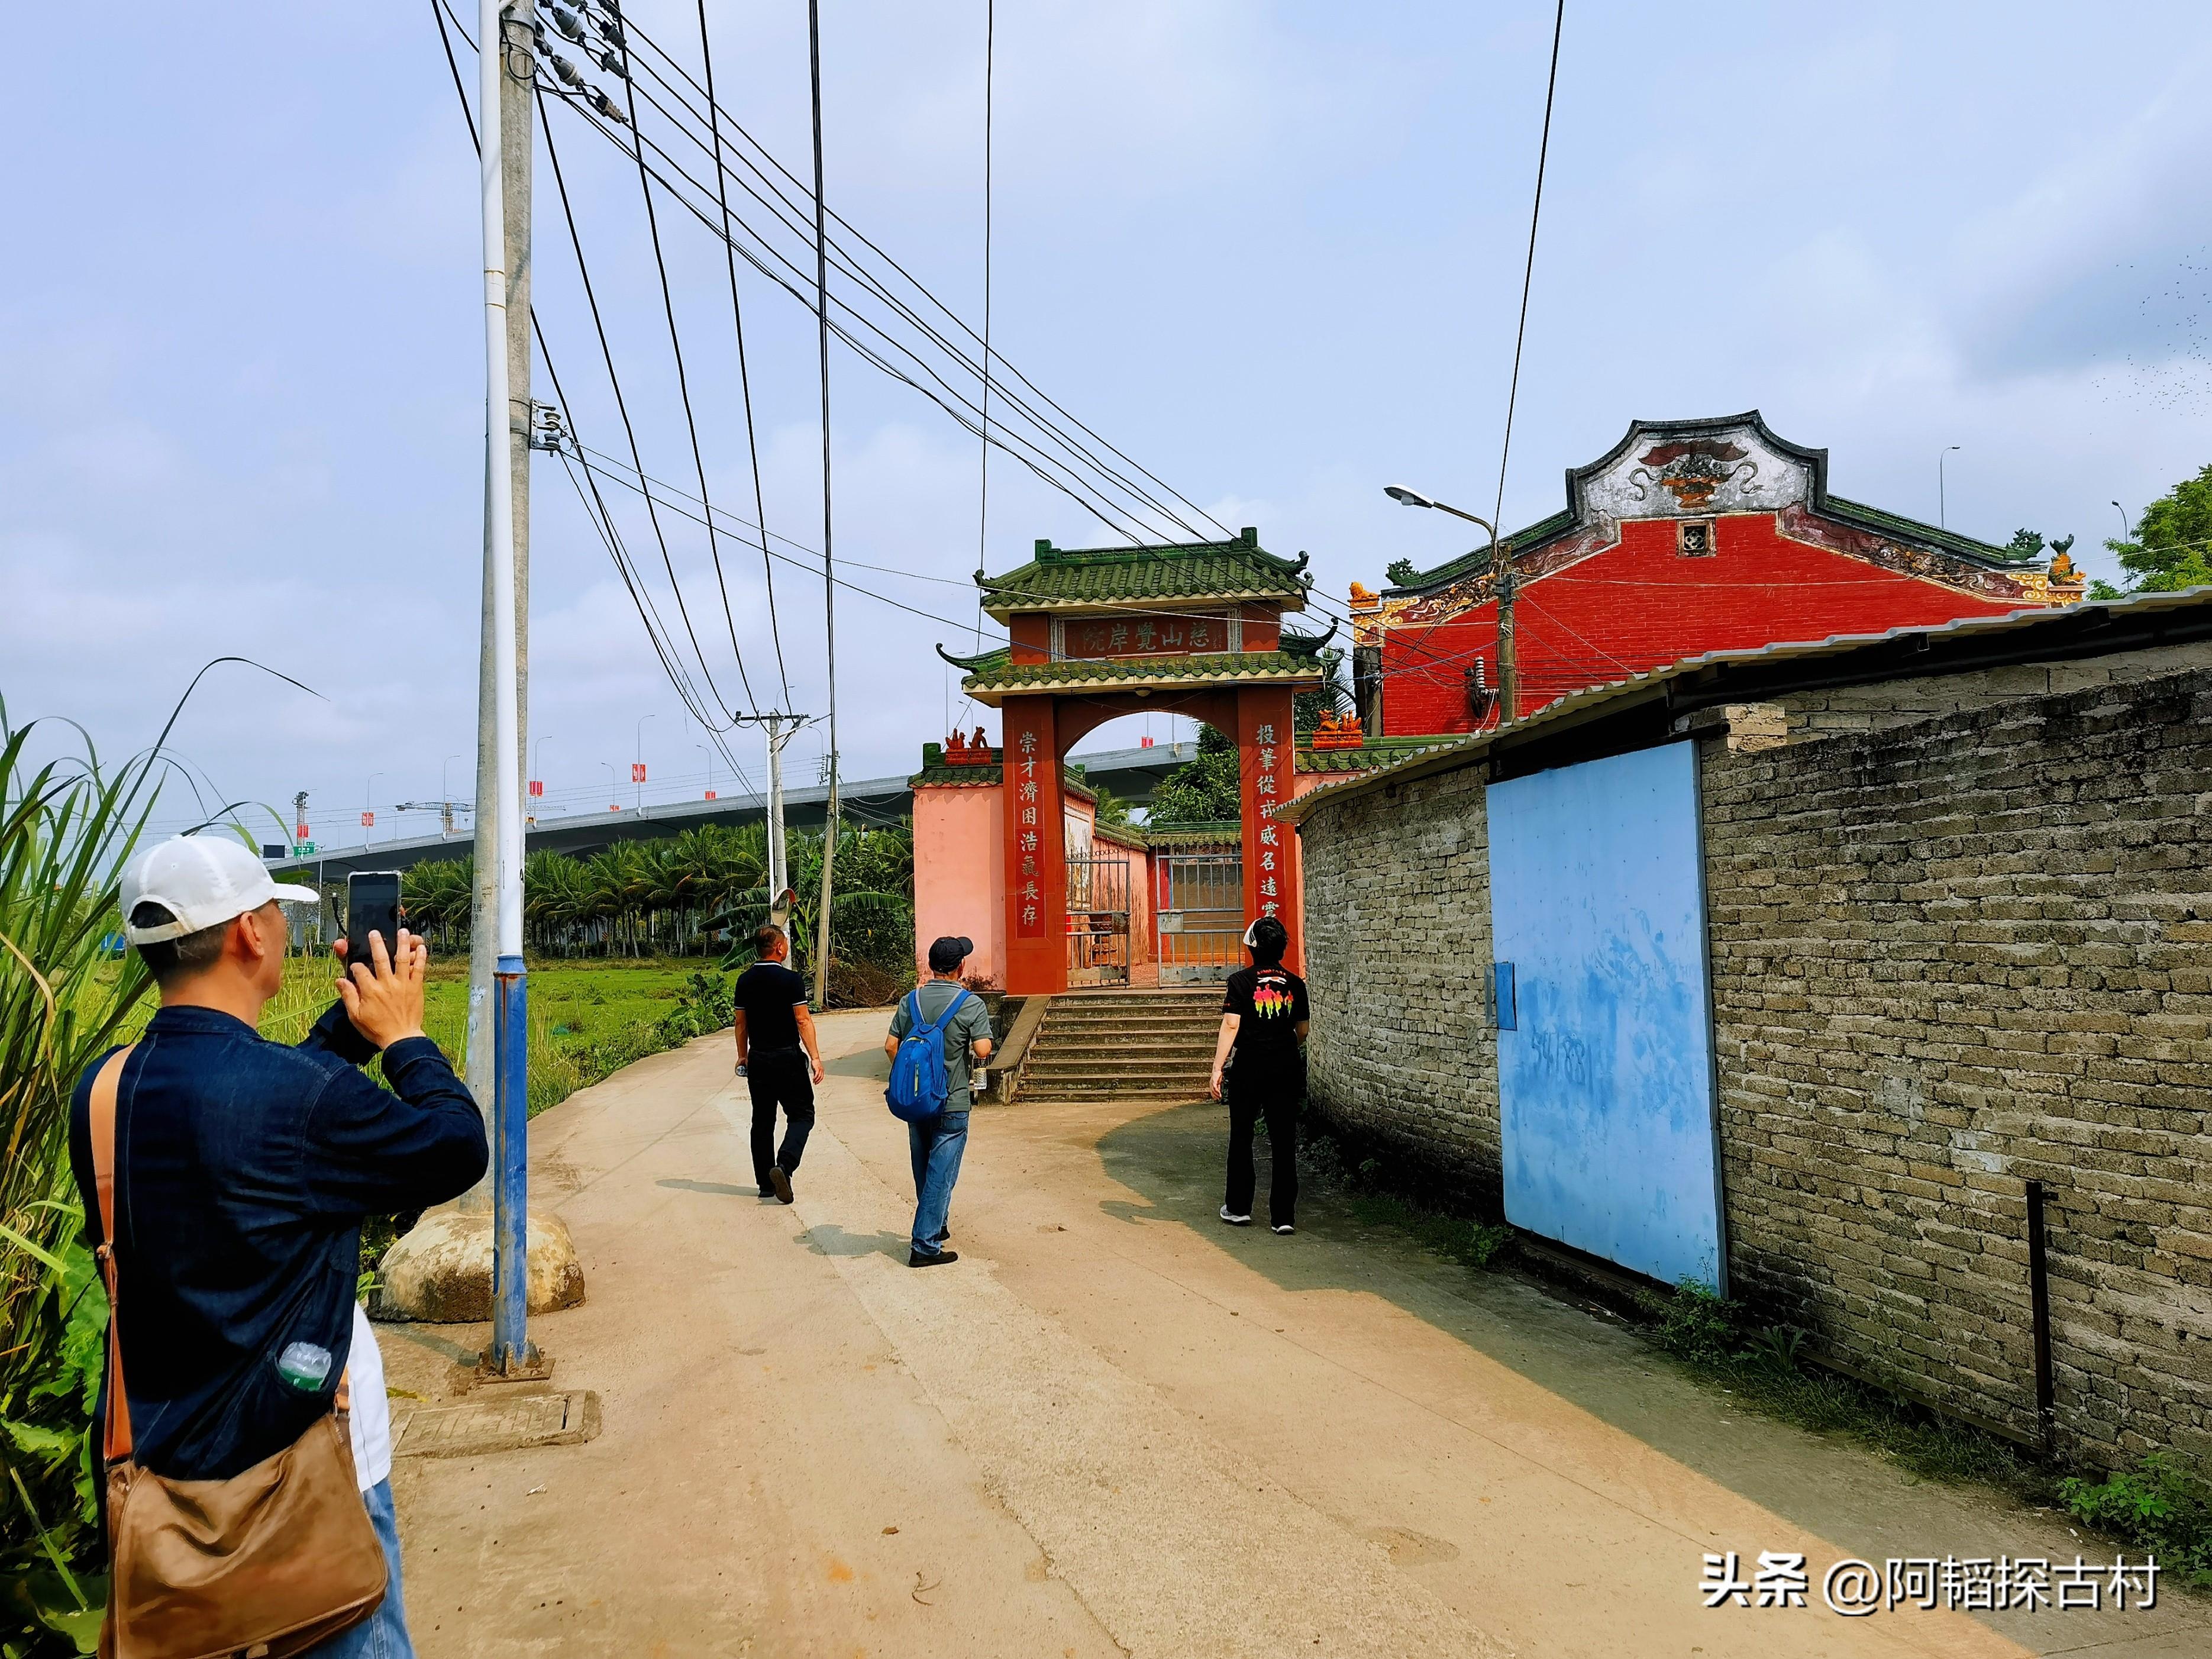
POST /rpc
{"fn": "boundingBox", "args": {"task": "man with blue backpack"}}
[883,935,994,1267]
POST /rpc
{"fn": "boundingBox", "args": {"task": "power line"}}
[617,56,760,713]
[1489,0,1566,551]
[539,95,749,724]
[604,2,1231,544]
[432,0,755,791]
[541,11,1209,546]
[695,0,789,707]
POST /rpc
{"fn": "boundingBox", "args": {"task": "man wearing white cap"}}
[69,834,486,1657]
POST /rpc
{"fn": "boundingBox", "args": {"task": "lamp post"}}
[2111,501,2131,540]
[601,761,619,812]
[441,755,464,838]
[1384,484,1512,721]
[364,772,383,846]
[695,743,715,801]
[1938,446,1961,530]
[635,714,656,815]
[531,734,552,821]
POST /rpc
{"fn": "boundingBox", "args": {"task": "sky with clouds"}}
[6,1,2208,849]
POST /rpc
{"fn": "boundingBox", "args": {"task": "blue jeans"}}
[306,1479,414,1657]
[908,1109,970,1254]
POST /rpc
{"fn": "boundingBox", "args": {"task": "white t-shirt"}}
[348,1303,392,1492]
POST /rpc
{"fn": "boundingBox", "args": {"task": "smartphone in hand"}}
[346,871,403,965]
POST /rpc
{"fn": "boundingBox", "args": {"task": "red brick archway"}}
[999,686,1299,996]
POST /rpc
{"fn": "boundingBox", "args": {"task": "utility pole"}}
[468,0,534,1205]
[479,0,534,1374]
[808,0,840,1010]
[735,713,809,955]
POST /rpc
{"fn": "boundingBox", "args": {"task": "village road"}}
[381,1010,2208,1658]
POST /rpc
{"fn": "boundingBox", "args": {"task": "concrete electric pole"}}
[468,0,535,1150]
[380,0,579,1353]
[735,713,809,954]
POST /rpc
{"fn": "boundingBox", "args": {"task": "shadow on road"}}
[800,1223,910,1262]
[658,1177,762,1199]
[1090,1099,2120,1631]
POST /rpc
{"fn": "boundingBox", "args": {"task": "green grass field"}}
[115,954,724,1118]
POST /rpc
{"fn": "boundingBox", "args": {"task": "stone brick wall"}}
[1771,642,2210,744]
[1297,661,2212,1469]
[1301,765,1501,1203]
[1703,667,2212,1466]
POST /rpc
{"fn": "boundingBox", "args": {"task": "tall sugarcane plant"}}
[0,703,165,1650]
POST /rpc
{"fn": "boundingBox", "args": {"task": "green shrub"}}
[2058,1455,2212,1586]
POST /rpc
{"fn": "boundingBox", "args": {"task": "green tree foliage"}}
[2107,463,2212,593]
[1146,725,1242,827]
[398,817,912,970]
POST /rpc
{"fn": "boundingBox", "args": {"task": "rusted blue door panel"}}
[1486,741,1724,1291]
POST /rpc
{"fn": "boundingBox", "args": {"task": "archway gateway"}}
[935,530,1334,996]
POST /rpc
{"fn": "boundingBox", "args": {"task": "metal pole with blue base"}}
[489,953,538,1372]
[476,0,544,1382]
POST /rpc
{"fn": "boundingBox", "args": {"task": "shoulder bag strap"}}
[89,1045,137,1464]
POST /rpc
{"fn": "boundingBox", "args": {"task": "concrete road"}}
[382,1010,2208,1658]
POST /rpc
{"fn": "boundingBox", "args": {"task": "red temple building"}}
[1351,412,2087,736]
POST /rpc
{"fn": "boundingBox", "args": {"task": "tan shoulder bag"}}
[91,1046,388,1659]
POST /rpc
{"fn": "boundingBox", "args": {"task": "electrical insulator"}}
[596,47,628,78]
[590,88,628,124]
[601,20,627,51]
[551,5,586,42]
[550,54,586,89]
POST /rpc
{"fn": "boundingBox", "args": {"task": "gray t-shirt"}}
[888,981,994,1107]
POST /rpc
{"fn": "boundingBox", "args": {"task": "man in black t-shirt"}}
[732,925,826,1203]
[1209,915,1310,1234]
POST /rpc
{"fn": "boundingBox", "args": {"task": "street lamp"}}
[695,743,716,802]
[441,755,464,838]
[1938,446,1961,530]
[2111,501,2132,541]
[364,772,383,846]
[601,761,619,812]
[635,714,656,816]
[1383,484,1512,722]
[530,734,553,821]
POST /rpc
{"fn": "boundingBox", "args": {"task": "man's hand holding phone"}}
[333,928,430,1050]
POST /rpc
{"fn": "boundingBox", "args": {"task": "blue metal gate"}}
[1486,741,1725,1290]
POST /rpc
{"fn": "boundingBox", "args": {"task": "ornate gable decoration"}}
[1360,411,2044,636]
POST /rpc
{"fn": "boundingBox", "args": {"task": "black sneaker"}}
[908,1248,960,1269]
[757,1185,776,1199]
[770,1167,794,1205]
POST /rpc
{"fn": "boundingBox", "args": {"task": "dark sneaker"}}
[1219,1206,1252,1227]
[1271,1222,1295,1235]
[757,1185,776,1199]
[908,1248,960,1269]
[770,1167,794,1205]
[932,1228,951,1245]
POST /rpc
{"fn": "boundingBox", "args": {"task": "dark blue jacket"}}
[69,1001,487,1480]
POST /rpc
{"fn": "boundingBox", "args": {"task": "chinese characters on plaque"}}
[1013,728,1047,938]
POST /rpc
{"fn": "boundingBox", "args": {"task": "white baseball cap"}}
[120,835,321,944]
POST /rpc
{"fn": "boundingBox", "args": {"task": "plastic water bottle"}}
[275,1341,333,1393]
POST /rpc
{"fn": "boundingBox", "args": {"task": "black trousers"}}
[746,1048,815,1187]
[1224,1050,1302,1225]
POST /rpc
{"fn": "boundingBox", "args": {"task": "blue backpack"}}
[886,987,970,1122]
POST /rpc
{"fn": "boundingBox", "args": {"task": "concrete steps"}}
[1013,990,1222,1103]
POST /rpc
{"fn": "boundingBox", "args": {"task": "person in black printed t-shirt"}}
[732,925,826,1203]
[1208,915,1310,1234]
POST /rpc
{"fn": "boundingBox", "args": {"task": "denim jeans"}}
[305,1479,413,1657]
[908,1108,970,1254]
